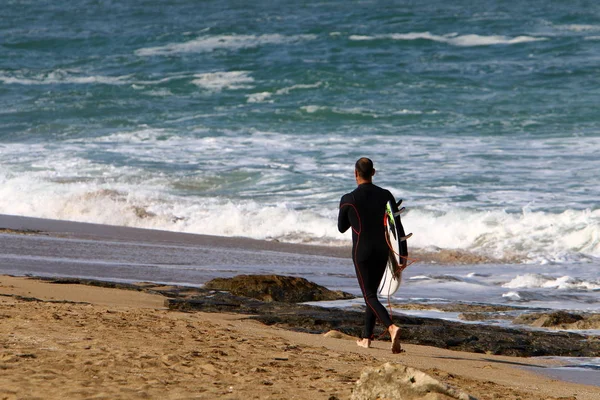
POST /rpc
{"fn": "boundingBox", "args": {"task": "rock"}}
[514,311,600,330]
[514,311,585,328]
[458,312,513,322]
[324,330,355,340]
[203,274,355,303]
[458,313,491,321]
[540,311,584,327]
[351,362,477,400]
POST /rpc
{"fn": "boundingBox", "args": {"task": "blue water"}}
[1,0,600,263]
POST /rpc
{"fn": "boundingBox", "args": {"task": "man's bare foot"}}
[356,338,371,348]
[389,325,404,354]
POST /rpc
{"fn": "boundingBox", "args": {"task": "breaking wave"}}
[349,32,546,47]
[0,69,130,85]
[135,34,318,56]
[1,164,600,265]
[503,274,600,290]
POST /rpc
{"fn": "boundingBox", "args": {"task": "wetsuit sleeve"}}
[338,194,351,233]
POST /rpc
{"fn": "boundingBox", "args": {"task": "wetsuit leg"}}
[362,305,377,340]
[354,251,393,338]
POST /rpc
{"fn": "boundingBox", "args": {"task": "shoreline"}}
[2,274,599,399]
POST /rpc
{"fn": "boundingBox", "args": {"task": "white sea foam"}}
[406,208,600,262]
[2,159,599,263]
[349,32,546,46]
[393,109,423,115]
[502,291,522,300]
[275,82,323,95]
[2,131,600,263]
[556,24,600,32]
[301,105,325,113]
[300,105,379,117]
[247,82,322,103]
[408,275,432,281]
[0,71,203,88]
[396,262,600,313]
[0,172,345,246]
[0,134,344,245]
[192,71,254,91]
[135,34,317,56]
[246,92,273,103]
[0,69,130,85]
[145,88,174,97]
[503,274,600,290]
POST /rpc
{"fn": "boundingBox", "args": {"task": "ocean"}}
[1,0,599,370]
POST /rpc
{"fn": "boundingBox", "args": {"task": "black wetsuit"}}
[338,182,406,339]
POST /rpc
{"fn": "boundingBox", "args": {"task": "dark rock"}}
[203,274,355,303]
[514,311,583,327]
[540,311,584,327]
[458,312,514,321]
[0,228,44,235]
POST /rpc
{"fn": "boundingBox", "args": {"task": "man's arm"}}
[338,195,351,233]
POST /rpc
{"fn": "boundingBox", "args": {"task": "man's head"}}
[355,157,375,184]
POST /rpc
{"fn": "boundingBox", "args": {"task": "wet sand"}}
[2,275,599,400]
[0,214,356,293]
[0,213,507,265]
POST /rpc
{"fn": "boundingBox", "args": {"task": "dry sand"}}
[1,276,598,400]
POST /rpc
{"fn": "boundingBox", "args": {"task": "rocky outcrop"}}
[324,330,356,340]
[203,274,354,303]
[514,311,600,330]
[351,362,476,400]
[458,312,513,322]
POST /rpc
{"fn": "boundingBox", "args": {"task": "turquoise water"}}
[1,0,600,263]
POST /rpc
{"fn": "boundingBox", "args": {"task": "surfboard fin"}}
[393,207,405,217]
[399,233,413,241]
[396,199,403,207]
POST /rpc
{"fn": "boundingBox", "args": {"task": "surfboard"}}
[378,200,410,296]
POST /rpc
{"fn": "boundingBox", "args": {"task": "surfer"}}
[338,157,405,353]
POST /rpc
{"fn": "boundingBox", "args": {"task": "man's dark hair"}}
[355,157,374,180]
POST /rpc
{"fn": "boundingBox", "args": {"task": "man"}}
[338,157,406,353]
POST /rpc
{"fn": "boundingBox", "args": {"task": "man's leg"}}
[355,255,392,333]
[356,253,404,353]
[362,289,392,328]
[363,307,377,339]
[390,324,403,353]
[357,307,376,348]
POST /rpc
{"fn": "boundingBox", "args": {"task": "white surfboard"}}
[378,201,409,296]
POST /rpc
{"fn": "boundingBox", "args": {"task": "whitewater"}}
[2,130,599,264]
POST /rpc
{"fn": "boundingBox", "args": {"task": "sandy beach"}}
[1,275,599,400]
